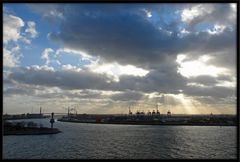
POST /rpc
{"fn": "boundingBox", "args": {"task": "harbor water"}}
[3,118,237,159]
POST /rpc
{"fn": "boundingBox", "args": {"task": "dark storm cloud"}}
[7,66,235,103]
[188,75,219,86]
[3,77,15,85]
[48,13,174,67]
[3,81,106,100]
[36,89,103,100]
[186,29,234,53]
[207,49,237,72]
[7,60,234,100]
[183,86,235,99]
[217,74,235,82]
[110,90,144,101]
[187,74,235,87]
[8,66,110,90]
[7,65,187,94]
[4,87,34,96]
[26,3,236,72]
[47,4,235,69]
[115,66,187,93]
[194,96,236,105]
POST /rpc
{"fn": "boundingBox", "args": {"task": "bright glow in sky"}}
[3,3,236,114]
[176,54,228,78]
[89,62,149,82]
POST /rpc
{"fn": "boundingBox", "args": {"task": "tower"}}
[152,110,156,116]
[50,112,55,128]
[156,104,160,116]
[40,107,42,115]
[167,110,171,117]
[147,110,151,116]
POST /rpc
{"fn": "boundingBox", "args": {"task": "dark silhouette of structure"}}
[50,112,55,129]
[167,110,171,117]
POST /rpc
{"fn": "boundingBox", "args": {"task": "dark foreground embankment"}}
[4,124,61,136]
[4,127,61,135]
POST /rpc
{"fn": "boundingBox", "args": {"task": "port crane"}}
[67,107,78,117]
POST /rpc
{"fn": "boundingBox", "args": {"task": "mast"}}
[128,106,132,115]
[68,107,70,117]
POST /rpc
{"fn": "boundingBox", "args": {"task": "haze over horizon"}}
[3,3,237,115]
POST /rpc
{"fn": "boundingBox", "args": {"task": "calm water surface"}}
[3,119,237,159]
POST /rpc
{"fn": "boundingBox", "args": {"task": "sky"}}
[3,3,237,115]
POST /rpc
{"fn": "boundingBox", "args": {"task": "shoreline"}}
[4,127,61,136]
[58,120,236,126]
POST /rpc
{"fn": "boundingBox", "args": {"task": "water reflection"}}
[3,119,237,159]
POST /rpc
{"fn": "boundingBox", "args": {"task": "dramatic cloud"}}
[3,3,237,114]
[87,62,149,82]
[8,66,110,90]
[7,63,188,94]
[176,54,231,78]
[47,4,236,70]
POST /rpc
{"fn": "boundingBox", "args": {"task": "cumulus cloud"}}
[25,21,38,38]
[3,11,39,69]
[87,62,149,82]
[6,54,235,105]
[3,4,237,114]
[28,4,64,22]
[181,4,213,24]
[41,48,54,65]
[180,4,236,29]
[3,48,18,67]
[62,64,82,72]
[56,48,93,60]
[3,13,24,43]
[176,54,231,78]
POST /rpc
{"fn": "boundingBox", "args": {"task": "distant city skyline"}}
[3,3,237,114]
